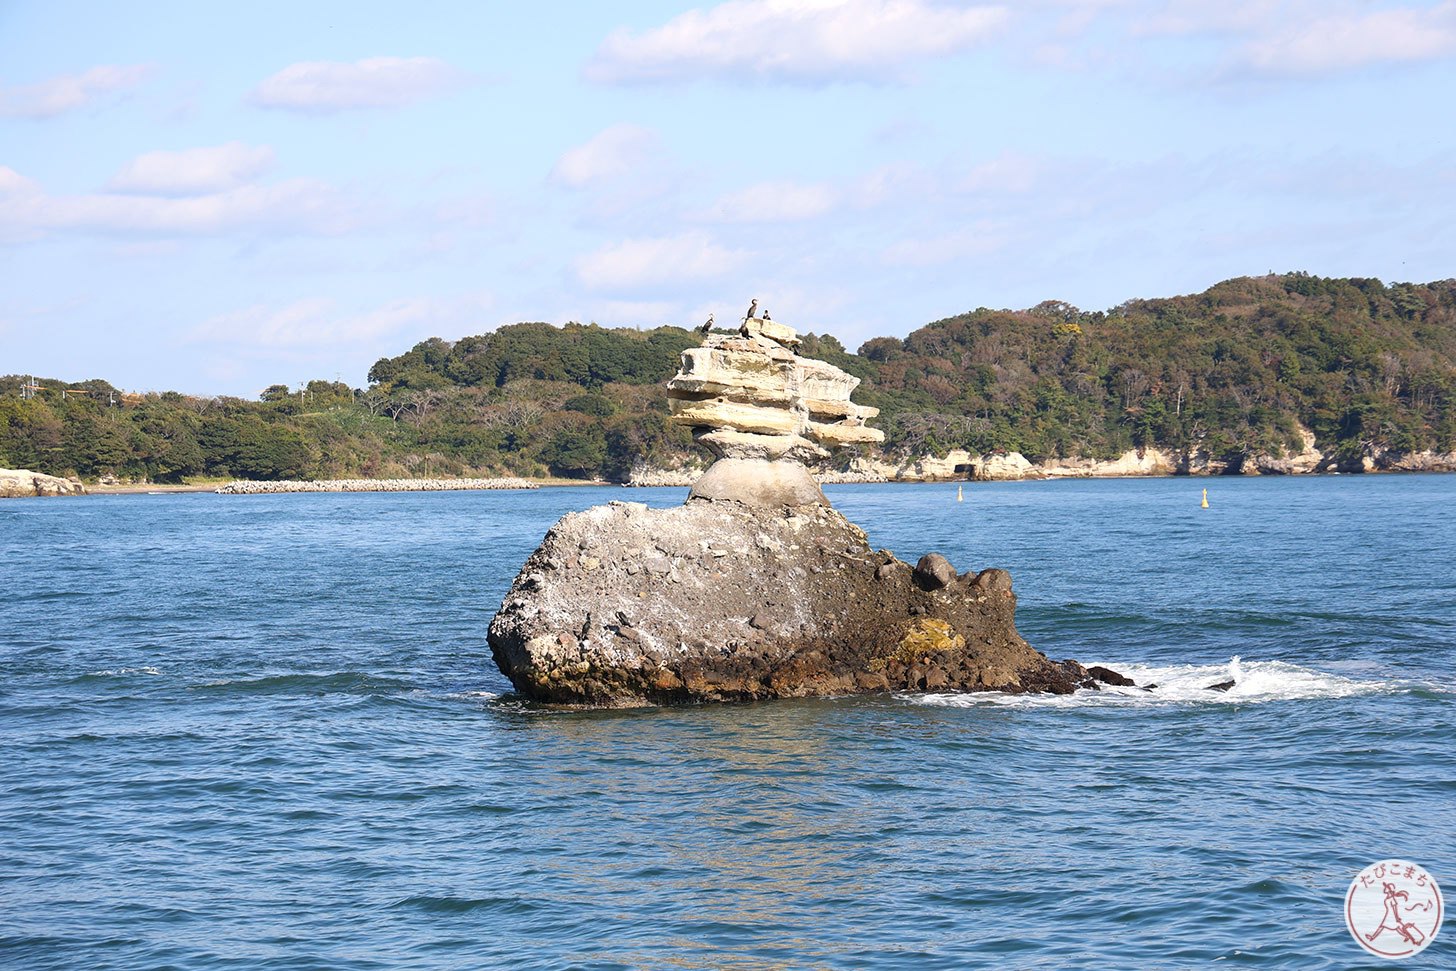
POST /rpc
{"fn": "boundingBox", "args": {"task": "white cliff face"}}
[1247,427,1323,475]
[1039,449,1178,478]
[1379,449,1456,472]
[971,452,1038,480]
[903,449,977,481]
[666,323,884,506]
[0,468,86,498]
[850,447,1184,481]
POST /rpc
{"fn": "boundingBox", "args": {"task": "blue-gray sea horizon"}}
[2,475,1453,969]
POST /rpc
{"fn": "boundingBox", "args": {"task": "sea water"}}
[2,475,1453,969]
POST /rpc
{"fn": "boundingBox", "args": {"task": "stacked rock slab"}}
[665,319,881,506]
[488,317,1122,706]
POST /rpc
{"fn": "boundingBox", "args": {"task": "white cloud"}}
[1240,2,1456,76]
[881,225,1007,266]
[550,124,660,187]
[1121,1,1456,77]
[107,142,276,196]
[587,0,1010,84]
[703,180,838,221]
[833,154,1038,212]
[251,57,467,112]
[575,231,748,290]
[191,297,433,348]
[0,167,42,196]
[577,298,679,324]
[957,152,1039,193]
[1135,0,1289,38]
[433,192,497,230]
[0,166,355,239]
[870,115,934,143]
[851,162,936,207]
[0,64,151,119]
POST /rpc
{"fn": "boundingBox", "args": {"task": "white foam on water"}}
[443,690,500,703]
[907,656,1414,710]
[88,666,162,677]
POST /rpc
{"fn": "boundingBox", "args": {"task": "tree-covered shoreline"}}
[4,273,1454,483]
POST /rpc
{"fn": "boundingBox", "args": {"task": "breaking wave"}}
[908,656,1422,709]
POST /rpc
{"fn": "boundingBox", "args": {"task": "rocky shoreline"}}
[216,477,539,494]
[620,427,1456,486]
[12,455,1454,501]
[0,468,86,498]
[623,452,1456,486]
[844,429,1456,481]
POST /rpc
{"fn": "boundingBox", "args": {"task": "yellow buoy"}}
[957,484,964,503]
[1201,487,1209,509]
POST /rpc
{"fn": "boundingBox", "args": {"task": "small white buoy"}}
[1201,487,1209,509]
[957,484,964,503]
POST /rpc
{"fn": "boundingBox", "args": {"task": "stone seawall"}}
[625,467,701,487]
[217,477,538,494]
[816,469,888,484]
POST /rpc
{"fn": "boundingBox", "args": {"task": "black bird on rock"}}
[699,312,714,334]
[739,298,757,337]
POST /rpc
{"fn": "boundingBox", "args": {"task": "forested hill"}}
[3,273,1455,483]
[847,272,1456,464]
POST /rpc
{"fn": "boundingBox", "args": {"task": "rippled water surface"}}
[3,476,1454,969]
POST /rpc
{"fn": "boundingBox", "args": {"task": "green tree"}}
[539,425,607,479]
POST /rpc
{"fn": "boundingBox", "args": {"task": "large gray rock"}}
[488,499,1100,706]
[913,553,958,591]
[688,457,826,507]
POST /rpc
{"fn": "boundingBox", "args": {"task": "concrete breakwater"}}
[216,477,538,495]
[816,469,888,484]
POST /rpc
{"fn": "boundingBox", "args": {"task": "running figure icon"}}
[1367,881,1426,948]
[1345,859,1442,959]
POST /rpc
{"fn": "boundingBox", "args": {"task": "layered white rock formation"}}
[667,320,883,506]
[0,468,86,498]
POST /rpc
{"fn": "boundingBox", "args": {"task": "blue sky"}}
[3,0,1454,396]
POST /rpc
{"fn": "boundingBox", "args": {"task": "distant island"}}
[3,272,1454,486]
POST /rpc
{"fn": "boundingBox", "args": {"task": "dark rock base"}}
[489,499,1115,707]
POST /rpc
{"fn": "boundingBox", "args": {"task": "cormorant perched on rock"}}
[762,310,771,321]
[743,298,758,322]
[699,313,714,334]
